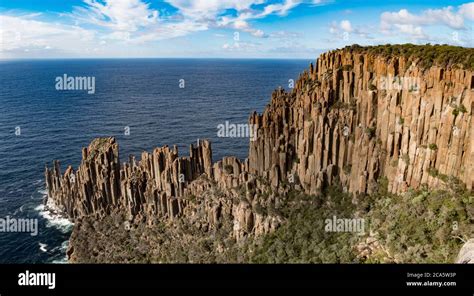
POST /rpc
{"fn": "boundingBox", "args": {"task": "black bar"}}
[0,264,472,295]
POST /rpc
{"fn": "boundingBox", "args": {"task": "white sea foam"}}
[35,189,73,263]
[37,189,48,196]
[39,242,48,252]
[35,193,73,233]
[50,241,69,264]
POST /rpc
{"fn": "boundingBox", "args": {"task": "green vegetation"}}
[341,64,353,71]
[87,138,112,161]
[365,179,473,263]
[429,143,438,151]
[224,164,234,174]
[428,167,439,177]
[246,186,361,263]
[427,168,458,184]
[246,177,473,263]
[343,44,474,70]
[330,100,357,111]
[452,103,468,116]
[365,127,376,139]
[343,164,352,174]
[402,153,410,165]
[70,176,473,264]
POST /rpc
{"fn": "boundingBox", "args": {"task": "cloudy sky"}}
[0,0,473,59]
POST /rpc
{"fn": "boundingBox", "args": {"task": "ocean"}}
[0,58,311,263]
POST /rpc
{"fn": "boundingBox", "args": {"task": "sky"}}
[0,0,473,59]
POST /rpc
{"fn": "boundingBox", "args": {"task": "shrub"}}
[342,64,353,71]
[402,153,410,164]
[365,127,376,139]
[343,164,352,174]
[366,180,472,263]
[224,164,234,174]
[343,44,474,71]
[452,104,467,116]
[427,167,439,177]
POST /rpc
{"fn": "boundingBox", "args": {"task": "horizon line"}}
[0,56,319,62]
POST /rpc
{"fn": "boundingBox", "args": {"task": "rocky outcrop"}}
[249,46,473,195]
[45,137,281,241]
[45,138,121,219]
[45,45,473,262]
[45,138,214,221]
[456,239,474,263]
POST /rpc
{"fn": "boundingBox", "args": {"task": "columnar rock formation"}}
[45,138,216,221]
[45,137,281,240]
[249,47,473,195]
[45,138,121,219]
[45,45,473,252]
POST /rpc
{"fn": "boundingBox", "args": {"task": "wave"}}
[39,242,48,252]
[35,189,73,264]
[35,192,73,234]
[37,189,48,196]
[50,240,69,264]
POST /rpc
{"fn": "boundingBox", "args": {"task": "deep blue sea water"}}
[0,59,310,263]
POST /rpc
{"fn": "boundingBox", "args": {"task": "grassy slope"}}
[341,44,474,70]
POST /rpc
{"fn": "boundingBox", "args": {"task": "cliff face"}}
[45,138,215,221]
[249,47,473,195]
[45,138,121,218]
[45,137,282,241]
[44,45,474,262]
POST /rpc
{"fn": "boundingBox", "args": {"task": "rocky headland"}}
[45,44,474,263]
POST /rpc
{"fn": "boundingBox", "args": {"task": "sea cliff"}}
[45,44,474,263]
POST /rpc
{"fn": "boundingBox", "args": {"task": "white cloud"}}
[166,0,325,39]
[394,24,428,40]
[328,19,370,39]
[381,8,465,31]
[269,30,302,39]
[0,14,97,57]
[127,19,208,44]
[459,3,474,20]
[258,0,301,17]
[380,3,474,41]
[68,0,320,42]
[424,7,465,29]
[165,0,261,19]
[340,20,353,32]
[73,0,159,32]
[69,0,220,43]
[222,41,260,51]
[0,0,329,58]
